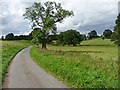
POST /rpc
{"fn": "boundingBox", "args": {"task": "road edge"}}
[2,47,29,88]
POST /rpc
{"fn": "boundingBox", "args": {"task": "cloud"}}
[1,1,32,36]
[55,0,118,35]
[0,0,119,37]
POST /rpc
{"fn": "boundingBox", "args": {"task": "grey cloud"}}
[0,0,119,37]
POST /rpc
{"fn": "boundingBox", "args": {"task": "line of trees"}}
[3,28,113,45]
[3,33,32,40]
[30,28,86,46]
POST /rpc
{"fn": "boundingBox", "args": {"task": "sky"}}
[0,0,119,37]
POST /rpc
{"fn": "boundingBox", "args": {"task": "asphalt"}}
[3,46,69,88]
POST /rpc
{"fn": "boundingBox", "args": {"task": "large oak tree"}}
[23,1,74,49]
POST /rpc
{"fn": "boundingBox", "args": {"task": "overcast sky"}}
[0,0,119,37]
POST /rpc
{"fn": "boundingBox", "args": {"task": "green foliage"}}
[88,30,98,39]
[31,28,57,44]
[111,32,119,45]
[30,45,118,88]
[102,36,105,40]
[80,34,86,40]
[5,33,32,40]
[111,14,120,46]
[46,35,57,44]
[5,33,14,40]
[57,32,64,44]
[31,28,43,44]
[57,30,83,46]
[103,29,112,39]
[23,1,74,49]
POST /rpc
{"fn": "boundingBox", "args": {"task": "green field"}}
[30,38,118,88]
[0,38,118,88]
[81,38,115,46]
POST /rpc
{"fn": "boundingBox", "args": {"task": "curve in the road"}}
[3,46,68,88]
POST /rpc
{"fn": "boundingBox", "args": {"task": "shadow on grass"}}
[64,50,103,53]
[79,45,115,46]
[48,50,103,54]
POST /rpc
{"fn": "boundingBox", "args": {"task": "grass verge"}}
[1,40,32,79]
[30,46,118,88]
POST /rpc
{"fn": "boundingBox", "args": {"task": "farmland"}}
[30,38,118,88]
[0,38,118,88]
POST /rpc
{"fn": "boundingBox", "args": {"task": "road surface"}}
[3,46,68,88]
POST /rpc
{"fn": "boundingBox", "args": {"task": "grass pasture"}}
[81,38,115,46]
[30,38,118,88]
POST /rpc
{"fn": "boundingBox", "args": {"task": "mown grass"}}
[1,40,32,79]
[30,38,118,88]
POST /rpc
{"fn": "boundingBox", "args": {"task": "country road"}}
[3,46,68,88]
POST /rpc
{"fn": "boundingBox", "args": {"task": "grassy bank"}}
[81,38,115,46]
[30,38,118,88]
[1,40,32,79]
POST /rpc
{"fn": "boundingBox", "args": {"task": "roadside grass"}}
[1,40,32,79]
[30,38,118,88]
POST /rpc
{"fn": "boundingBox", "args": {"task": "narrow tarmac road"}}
[3,46,68,88]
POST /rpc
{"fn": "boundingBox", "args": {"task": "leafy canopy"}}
[88,30,98,39]
[23,1,74,38]
[111,13,120,46]
[103,29,112,39]
[58,30,82,46]
[5,33,14,40]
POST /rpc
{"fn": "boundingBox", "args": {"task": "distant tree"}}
[23,1,74,49]
[111,32,118,45]
[111,14,120,46]
[59,30,82,46]
[14,35,30,40]
[5,33,14,40]
[88,30,98,39]
[103,29,112,39]
[1,36,4,40]
[28,32,33,40]
[14,36,20,40]
[57,32,64,44]
[80,34,86,40]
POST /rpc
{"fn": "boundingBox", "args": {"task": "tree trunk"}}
[42,37,47,50]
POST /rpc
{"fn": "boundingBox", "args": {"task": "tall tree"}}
[23,1,74,49]
[111,13,120,46]
[103,29,112,39]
